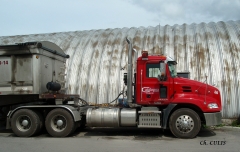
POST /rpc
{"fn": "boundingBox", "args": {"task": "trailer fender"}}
[162,104,177,129]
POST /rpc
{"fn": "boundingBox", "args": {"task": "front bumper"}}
[204,112,222,126]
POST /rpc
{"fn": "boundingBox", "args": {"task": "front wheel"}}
[169,108,201,139]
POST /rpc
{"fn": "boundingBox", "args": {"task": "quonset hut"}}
[0,20,240,119]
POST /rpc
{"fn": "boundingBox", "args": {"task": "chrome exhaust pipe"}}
[126,38,133,103]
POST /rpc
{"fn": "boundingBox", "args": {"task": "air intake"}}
[182,86,192,92]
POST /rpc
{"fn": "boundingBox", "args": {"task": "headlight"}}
[208,103,219,109]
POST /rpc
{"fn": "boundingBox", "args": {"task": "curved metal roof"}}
[0,20,240,118]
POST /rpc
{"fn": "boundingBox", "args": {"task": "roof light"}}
[142,51,148,60]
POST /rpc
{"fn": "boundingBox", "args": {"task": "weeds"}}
[201,124,208,129]
[216,124,225,127]
[231,120,240,127]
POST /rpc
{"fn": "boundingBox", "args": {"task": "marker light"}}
[142,51,148,60]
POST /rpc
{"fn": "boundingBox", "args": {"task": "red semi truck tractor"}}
[0,39,222,138]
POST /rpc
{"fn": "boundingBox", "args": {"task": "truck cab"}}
[133,51,222,138]
[135,51,222,113]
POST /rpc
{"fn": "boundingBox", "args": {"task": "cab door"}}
[158,62,174,105]
[141,61,173,105]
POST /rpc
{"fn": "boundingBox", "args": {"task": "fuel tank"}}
[86,108,136,127]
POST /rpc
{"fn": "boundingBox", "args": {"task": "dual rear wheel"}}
[11,109,43,137]
[11,108,76,137]
[45,108,75,137]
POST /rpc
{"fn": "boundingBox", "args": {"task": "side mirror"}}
[159,62,166,81]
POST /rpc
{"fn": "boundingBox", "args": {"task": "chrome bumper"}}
[204,112,222,126]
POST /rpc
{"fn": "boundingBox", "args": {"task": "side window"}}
[146,63,160,78]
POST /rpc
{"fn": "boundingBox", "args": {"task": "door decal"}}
[142,87,159,94]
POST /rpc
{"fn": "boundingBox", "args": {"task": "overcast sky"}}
[0,0,239,36]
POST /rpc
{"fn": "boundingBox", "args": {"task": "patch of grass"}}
[201,124,209,129]
[216,123,225,127]
[202,123,225,129]
[231,120,240,127]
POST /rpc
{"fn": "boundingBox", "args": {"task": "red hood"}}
[174,77,218,93]
[173,77,222,112]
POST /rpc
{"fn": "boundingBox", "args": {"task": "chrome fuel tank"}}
[86,108,120,127]
[120,108,136,126]
[86,108,137,127]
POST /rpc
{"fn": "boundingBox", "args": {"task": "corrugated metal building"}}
[0,20,240,118]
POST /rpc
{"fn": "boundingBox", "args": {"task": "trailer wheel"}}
[34,111,44,134]
[169,108,201,139]
[11,109,42,137]
[45,108,75,137]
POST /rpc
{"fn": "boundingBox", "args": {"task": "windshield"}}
[168,62,177,78]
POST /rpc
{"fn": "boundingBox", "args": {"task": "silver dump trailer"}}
[0,41,69,105]
[0,42,81,137]
[0,41,146,138]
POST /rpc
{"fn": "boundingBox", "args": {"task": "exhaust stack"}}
[126,38,133,103]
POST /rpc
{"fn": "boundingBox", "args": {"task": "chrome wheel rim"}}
[16,115,31,132]
[175,115,194,133]
[50,115,67,132]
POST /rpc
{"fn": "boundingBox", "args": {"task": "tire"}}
[79,119,86,129]
[71,121,81,134]
[45,108,75,137]
[169,108,201,139]
[34,111,44,135]
[11,109,42,137]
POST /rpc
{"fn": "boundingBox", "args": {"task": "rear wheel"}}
[169,108,201,139]
[11,109,42,137]
[34,111,44,134]
[45,108,75,137]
